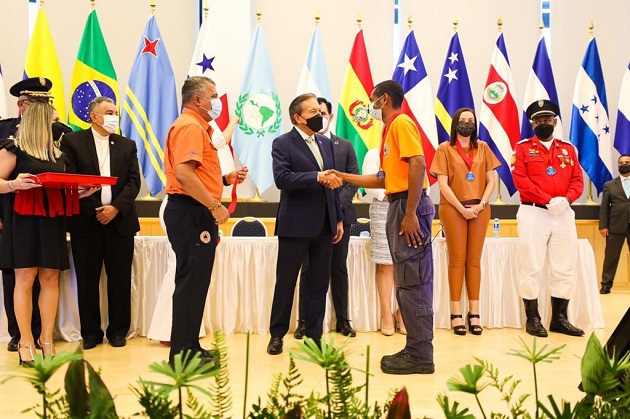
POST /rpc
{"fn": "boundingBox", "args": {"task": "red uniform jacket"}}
[511,136,584,205]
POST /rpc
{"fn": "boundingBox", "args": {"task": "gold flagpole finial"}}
[407,15,413,31]
[453,18,458,32]
[588,20,594,36]
[256,6,262,23]
[539,20,544,31]
[91,0,96,10]
[202,0,209,20]
[315,10,320,27]
[497,17,503,32]
[150,1,156,16]
[356,13,362,29]
[40,0,44,7]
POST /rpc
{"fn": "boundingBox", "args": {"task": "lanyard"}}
[455,139,474,172]
[379,112,402,170]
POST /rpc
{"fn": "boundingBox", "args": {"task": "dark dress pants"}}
[386,195,435,363]
[298,224,351,324]
[71,225,134,342]
[164,197,217,362]
[270,230,334,342]
[2,269,41,341]
[601,224,630,287]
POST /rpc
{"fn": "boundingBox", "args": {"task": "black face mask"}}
[456,122,475,137]
[302,113,323,133]
[619,164,630,175]
[534,124,554,140]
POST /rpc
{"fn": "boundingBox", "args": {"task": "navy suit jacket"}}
[330,133,359,225]
[272,127,342,238]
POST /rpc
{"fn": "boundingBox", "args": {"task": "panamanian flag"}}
[521,34,564,141]
[392,30,438,184]
[569,36,613,193]
[614,62,630,155]
[478,32,520,195]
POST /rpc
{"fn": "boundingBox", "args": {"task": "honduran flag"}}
[521,34,564,141]
[614,62,630,155]
[392,30,438,184]
[336,30,381,172]
[478,32,521,195]
[569,36,613,193]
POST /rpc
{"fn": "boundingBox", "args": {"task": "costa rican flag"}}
[392,30,438,183]
[478,32,521,195]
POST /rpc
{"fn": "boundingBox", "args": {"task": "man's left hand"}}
[399,213,423,248]
[96,205,119,225]
[225,167,249,185]
[333,221,344,244]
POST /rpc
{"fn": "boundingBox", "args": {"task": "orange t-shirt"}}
[430,140,501,204]
[382,113,428,194]
[164,108,222,198]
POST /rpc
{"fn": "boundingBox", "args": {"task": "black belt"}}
[387,190,427,202]
[167,193,205,207]
[521,202,547,210]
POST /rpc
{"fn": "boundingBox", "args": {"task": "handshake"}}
[318,169,344,189]
[546,196,570,215]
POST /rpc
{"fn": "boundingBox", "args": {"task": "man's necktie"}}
[305,136,324,170]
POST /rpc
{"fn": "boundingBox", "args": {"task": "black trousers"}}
[164,196,218,362]
[2,269,41,341]
[601,224,630,287]
[270,229,334,342]
[298,224,351,325]
[71,226,134,341]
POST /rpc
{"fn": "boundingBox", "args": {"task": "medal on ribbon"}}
[546,166,556,176]
[455,139,475,182]
[376,170,386,181]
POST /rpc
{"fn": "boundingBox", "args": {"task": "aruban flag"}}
[434,31,474,145]
[614,62,630,155]
[336,29,380,171]
[296,27,331,100]
[478,32,520,196]
[569,36,613,193]
[69,9,119,131]
[24,5,66,121]
[392,30,438,184]
[521,34,563,141]
[120,14,178,196]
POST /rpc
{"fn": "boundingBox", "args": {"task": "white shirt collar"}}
[295,126,312,141]
[91,127,109,142]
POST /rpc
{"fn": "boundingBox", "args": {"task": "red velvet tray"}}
[28,173,118,188]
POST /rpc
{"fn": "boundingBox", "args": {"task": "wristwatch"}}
[480,200,487,208]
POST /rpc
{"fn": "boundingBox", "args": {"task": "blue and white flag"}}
[569,37,613,193]
[296,27,331,99]
[521,34,563,140]
[120,15,179,196]
[614,62,630,155]
[0,64,7,118]
[232,25,283,194]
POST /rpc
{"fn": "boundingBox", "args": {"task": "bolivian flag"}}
[335,30,381,172]
[24,6,66,122]
[69,9,118,131]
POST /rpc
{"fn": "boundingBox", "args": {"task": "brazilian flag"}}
[69,9,118,131]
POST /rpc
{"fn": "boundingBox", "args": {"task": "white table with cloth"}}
[0,236,604,342]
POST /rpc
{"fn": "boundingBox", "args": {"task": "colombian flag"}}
[69,9,118,131]
[336,30,381,172]
[24,6,66,121]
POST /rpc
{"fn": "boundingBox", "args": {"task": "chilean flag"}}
[392,30,439,184]
[478,32,521,195]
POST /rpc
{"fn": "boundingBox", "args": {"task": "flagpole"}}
[202,0,209,20]
[150,0,156,15]
[248,187,266,202]
[91,0,95,9]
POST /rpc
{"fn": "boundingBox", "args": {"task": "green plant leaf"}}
[437,394,476,419]
[64,347,88,419]
[86,362,118,418]
[447,364,489,395]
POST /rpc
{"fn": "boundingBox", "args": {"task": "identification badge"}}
[376,170,386,181]
[546,166,556,176]
[465,172,475,182]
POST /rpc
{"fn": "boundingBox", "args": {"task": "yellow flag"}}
[24,7,66,121]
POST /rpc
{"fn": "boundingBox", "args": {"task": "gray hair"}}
[88,96,115,114]
[182,76,215,105]
[289,93,317,125]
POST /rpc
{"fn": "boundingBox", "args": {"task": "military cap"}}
[9,77,53,99]
[525,99,560,120]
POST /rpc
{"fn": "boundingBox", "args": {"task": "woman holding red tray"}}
[0,102,95,365]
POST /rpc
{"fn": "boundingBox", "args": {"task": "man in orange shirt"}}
[334,80,435,374]
[163,76,247,365]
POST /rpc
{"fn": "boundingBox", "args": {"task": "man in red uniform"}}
[511,99,584,338]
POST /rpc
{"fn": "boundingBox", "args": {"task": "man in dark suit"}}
[267,93,344,355]
[0,77,71,351]
[294,97,359,339]
[60,96,141,349]
[598,154,630,294]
